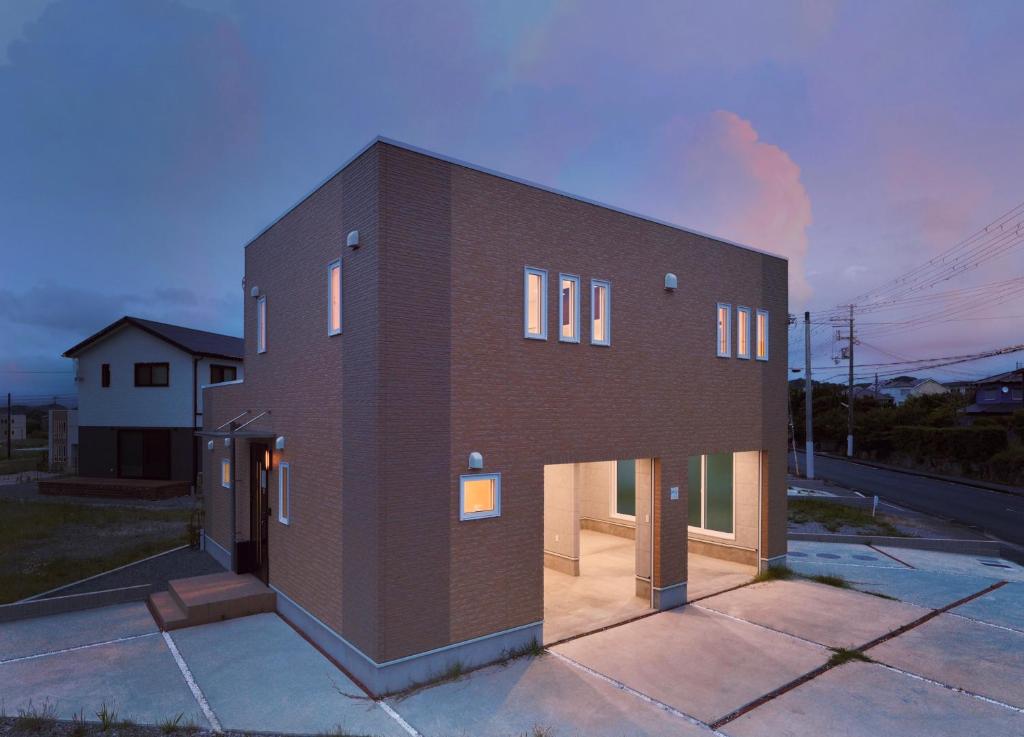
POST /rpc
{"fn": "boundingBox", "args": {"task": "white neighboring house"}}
[63,316,243,484]
[878,376,949,406]
[0,413,27,441]
[48,408,78,472]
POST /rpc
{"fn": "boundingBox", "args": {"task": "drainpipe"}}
[192,357,199,494]
[229,429,236,573]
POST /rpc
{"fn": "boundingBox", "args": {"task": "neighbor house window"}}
[687,453,734,536]
[716,304,731,357]
[221,458,231,489]
[591,279,611,346]
[134,362,169,387]
[559,273,581,343]
[524,267,548,340]
[257,295,267,353]
[737,307,751,359]
[460,473,501,520]
[756,309,769,361]
[328,259,342,336]
[278,462,290,525]
[101,363,111,387]
[612,459,636,519]
[210,365,237,384]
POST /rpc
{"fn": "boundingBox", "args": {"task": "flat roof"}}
[244,136,788,264]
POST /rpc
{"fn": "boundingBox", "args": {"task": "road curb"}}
[788,532,1002,556]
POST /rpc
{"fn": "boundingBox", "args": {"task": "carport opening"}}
[542,458,655,644]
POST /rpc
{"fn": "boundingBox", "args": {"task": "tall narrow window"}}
[221,458,231,489]
[716,303,732,357]
[737,307,751,359]
[278,462,290,524]
[101,363,111,388]
[612,459,636,519]
[257,296,267,354]
[591,279,611,346]
[460,473,501,520]
[559,273,580,343]
[524,267,548,340]
[687,453,734,536]
[756,309,769,361]
[328,259,342,336]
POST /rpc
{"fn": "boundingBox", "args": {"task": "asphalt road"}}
[793,451,1024,547]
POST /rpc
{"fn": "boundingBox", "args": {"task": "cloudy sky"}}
[2,0,1023,398]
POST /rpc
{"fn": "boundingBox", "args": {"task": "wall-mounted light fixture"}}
[224,437,232,447]
[250,286,261,298]
[664,273,678,291]
[276,436,286,451]
[347,230,360,249]
[207,440,214,451]
[468,452,484,470]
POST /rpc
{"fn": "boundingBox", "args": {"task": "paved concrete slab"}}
[0,602,157,662]
[687,554,756,601]
[788,559,994,609]
[875,546,1024,581]
[868,612,1024,708]
[552,604,828,724]
[389,653,710,737]
[697,579,925,648]
[0,633,206,725]
[952,581,1024,631]
[723,661,1024,737]
[169,613,404,736]
[787,541,908,568]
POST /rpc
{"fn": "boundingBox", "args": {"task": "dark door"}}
[249,443,270,584]
[117,429,171,479]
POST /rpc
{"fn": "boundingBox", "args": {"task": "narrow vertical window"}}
[328,260,342,336]
[756,309,769,360]
[591,279,611,346]
[257,296,267,354]
[221,458,231,489]
[101,363,111,388]
[737,307,751,359]
[278,462,290,524]
[716,303,732,357]
[524,267,548,340]
[558,273,580,343]
[612,459,636,519]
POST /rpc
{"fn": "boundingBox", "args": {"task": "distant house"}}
[48,409,78,472]
[0,413,27,441]
[852,386,893,404]
[63,316,243,484]
[878,376,949,405]
[944,379,978,396]
[965,370,1023,420]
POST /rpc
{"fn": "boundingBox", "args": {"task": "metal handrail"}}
[235,410,270,431]
[216,410,250,431]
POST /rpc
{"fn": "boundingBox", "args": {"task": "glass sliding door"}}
[687,452,734,536]
[614,459,636,518]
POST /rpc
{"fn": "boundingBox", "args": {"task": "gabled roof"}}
[975,369,1023,386]
[881,376,933,389]
[63,316,243,361]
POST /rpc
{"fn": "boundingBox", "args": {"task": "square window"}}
[756,309,769,360]
[716,303,732,357]
[559,274,580,343]
[524,268,547,340]
[134,362,169,387]
[460,473,501,520]
[328,260,342,336]
[210,364,237,384]
[737,307,751,359]
[591,279,611,346]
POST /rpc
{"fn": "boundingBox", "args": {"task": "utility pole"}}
[847,304,855,457]
[6,393,11,460]
[804,311,814,479]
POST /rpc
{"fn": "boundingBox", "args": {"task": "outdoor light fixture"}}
[207,440,214,451]
[276,436,286,450]
[347,230,360,249]
[250,286,261,298]
[468,452,484,470]
[224,437,231,447]
[664,273,678,291]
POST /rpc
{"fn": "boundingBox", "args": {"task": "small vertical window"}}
[716,303,732,357]
[756,309,769,361]
[221,458,231,489]
[328,259,342,336]
[257,296,267,354]
[559,273,580,343]
[524,267,548,340]
[460,473,501,520]
[736,307,751,359]
[278,462,290,524]
[101,364,111,388]
[591,279,611,346]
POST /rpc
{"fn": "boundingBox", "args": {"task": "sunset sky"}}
[2,0,1023,399]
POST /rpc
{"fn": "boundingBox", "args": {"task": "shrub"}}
[891,425,1007,464]
[989,447,1024,485]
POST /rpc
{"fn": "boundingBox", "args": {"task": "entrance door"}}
[117,429,171,479]
[249,444,270,584]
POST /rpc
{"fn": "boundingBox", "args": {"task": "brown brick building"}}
[200,138,788,695]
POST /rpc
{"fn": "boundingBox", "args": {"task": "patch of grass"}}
[96,703,118,732]
[753,564,794,583]
[788,498,905,536]
[158,713,184,734]
[13,700,56,733]
[806,573,850,588]
[827,648,872,667]
[439,660,465,683]
[70,710,88,737]
[864,589,899,601]
[528,726,555,737]
[501,638,545,663]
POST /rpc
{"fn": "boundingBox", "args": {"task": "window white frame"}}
[523,267,548,340]
[459,472,501,521]
[716,303,732,358]
[687,454,736,540]
[278,462,290,525]
[257,295,267,354]
[736,306,751,360]
[590,279,611,346]
[756,309,769,361]
[220,458,231,489]
[327,259,342,336]
[558,273,581,343]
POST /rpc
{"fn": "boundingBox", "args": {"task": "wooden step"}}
[148,572,276,630]
[147,591,189,631]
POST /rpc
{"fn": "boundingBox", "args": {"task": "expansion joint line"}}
[162,631,223,733]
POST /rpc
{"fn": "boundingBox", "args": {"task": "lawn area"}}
[0,449,47,475]
[788,498,906,537]
[0,499,189,603]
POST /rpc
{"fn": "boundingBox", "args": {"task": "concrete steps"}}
[147,572,276,631]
